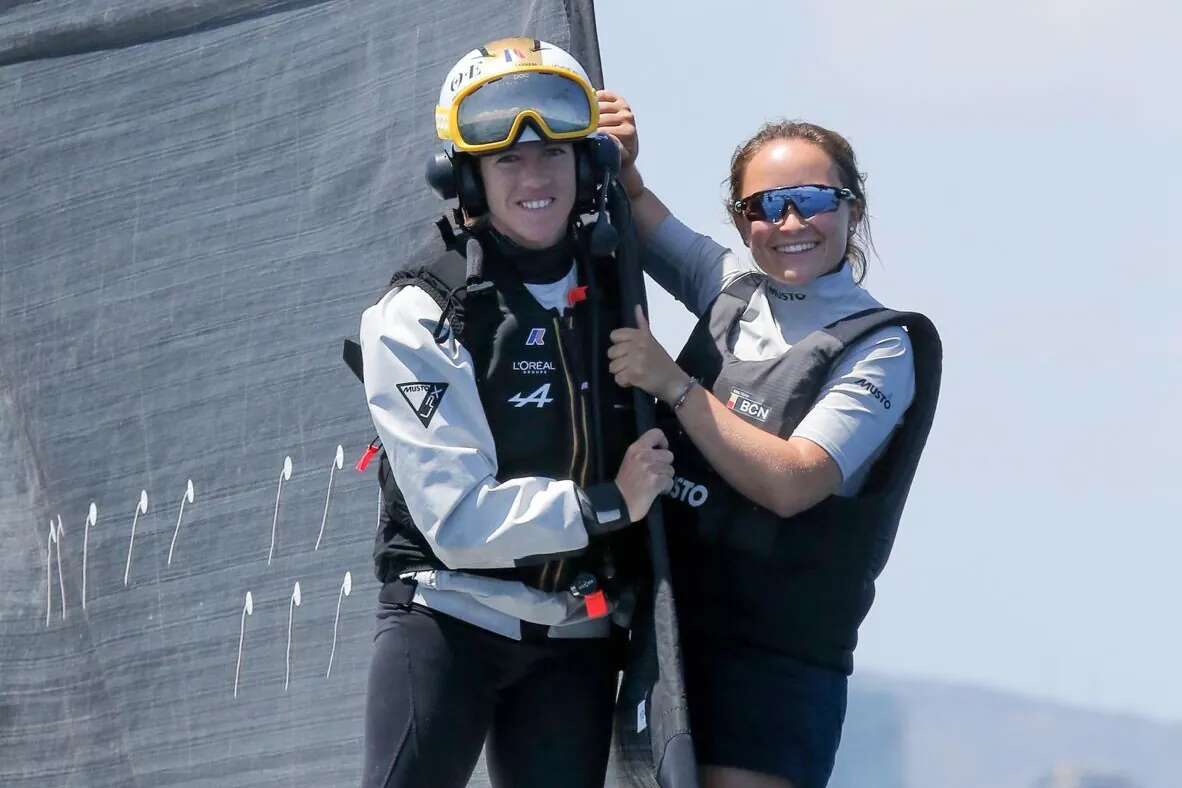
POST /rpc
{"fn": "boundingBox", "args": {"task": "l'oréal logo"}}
[512,360,556,375]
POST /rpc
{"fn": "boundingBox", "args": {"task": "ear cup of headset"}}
[455,155,487,216]
[574,142,598,213]
[425,150,488,216]
[425,151,457,201]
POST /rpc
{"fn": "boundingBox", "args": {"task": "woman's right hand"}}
[614,427,675,522]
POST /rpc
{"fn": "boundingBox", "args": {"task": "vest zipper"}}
[542,314,589,591]
[551,315,585,485]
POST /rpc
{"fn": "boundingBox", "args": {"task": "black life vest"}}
[662,273,942,674]
[350,229,640,592]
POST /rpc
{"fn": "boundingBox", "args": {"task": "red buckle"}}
[584,589,608,619]
[566,285,589,306]
[356,440,381,472]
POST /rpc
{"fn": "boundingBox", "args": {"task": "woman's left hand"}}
[596,90,638,169]
[608,305,691,403]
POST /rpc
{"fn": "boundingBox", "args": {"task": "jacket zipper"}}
[548,311,595,595]
[551,314,586,486]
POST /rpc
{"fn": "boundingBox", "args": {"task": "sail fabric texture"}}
[0,2,609,785]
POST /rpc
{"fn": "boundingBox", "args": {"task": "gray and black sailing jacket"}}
[356,230,644,635]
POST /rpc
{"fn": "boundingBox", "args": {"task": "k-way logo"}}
[854,378,892,409]
[397,382,449,427]
[726,388,770,422]
[512,360,556,375]
[525,328,546,346]
[766,285,806,302]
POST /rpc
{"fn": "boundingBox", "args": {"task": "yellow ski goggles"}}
[437,66,599,155]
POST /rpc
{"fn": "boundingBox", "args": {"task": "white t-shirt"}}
[522,266,578,312]
[644,215,916,495]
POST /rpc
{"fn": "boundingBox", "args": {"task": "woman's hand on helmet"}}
[609,305,690,405]
[596,90,638,167]
[597,90,645,199]
[614,427,675,522]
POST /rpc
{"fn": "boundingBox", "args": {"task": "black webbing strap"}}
[342,338,364,383]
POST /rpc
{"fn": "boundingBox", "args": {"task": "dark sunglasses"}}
[733,184,855,223]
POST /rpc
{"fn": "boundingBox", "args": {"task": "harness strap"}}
[719,270,763,302]
[342,338,364,383]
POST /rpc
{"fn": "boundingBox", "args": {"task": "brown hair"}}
[726,120,875,283]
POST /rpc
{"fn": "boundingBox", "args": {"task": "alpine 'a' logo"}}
[397,382,449,427]
[525,328,546,346]
[726,388,770,422]
[508,383,554,408]
[854,378,892,409]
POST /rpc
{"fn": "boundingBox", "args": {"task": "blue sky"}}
[596,0,1181,721]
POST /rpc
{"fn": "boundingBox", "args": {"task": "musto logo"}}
[854,378,892,409]
[766,284,806,302]
[666,476,708,507]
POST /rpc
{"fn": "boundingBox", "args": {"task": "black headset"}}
[425,132,614,218]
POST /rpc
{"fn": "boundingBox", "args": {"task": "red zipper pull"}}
[356,437,381,472]
[566,285,588,306]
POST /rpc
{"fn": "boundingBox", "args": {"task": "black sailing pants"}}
[361,587,618,788]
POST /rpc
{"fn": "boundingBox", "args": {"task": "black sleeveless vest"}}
[663,273,942,674]
[372,234,639,591]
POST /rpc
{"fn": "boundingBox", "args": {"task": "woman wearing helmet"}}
[357,40,671,788]
[598,97,942,788]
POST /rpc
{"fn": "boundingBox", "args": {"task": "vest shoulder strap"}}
[719,271,763,302]
[700,271,763,347]
[823,308,941,364]
[342,247,474,385]
[387,247,471,314]
[823,308,906,343]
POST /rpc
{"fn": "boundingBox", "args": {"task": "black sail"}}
[0,2,699,786]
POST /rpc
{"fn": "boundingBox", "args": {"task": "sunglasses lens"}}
[790,187,839,218]
[744,186,843,222]
[756,192,792,223]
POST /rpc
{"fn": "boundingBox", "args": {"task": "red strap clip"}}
[566,285,589,306]
[356,438,381,472]
[584,589,609,619]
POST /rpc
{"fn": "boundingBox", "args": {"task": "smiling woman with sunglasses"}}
[599,97,943,788]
